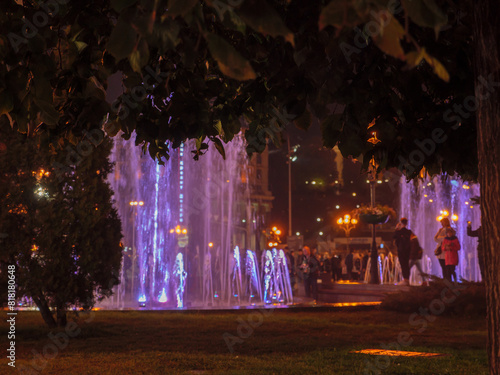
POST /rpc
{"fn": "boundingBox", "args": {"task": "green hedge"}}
[380,279,486,316]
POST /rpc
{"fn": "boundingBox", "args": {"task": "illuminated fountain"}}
[108,135,293,308]
[245,250,262,303]
[230,246,243,305]
[261,249,293,304]
[399,175,482,282]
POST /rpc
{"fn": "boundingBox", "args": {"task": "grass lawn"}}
[1,306,488,374]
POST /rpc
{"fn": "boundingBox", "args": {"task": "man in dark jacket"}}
[345,250,354,280]
[300,246,319,301]
[393,218,413,286]
[285,247,296,291]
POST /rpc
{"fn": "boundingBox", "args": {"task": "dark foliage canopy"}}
[0,0,477,180]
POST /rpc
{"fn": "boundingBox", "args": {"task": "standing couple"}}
[434,217,461,282]
[394,217,461,285]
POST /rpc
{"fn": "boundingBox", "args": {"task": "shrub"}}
[380,278,486,317]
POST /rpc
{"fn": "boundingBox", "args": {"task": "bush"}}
[380,278,486,317]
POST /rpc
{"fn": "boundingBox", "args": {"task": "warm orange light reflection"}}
[320,301,381,308]
[351,349,448,357]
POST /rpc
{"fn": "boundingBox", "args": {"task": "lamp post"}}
[368,179,379,284]
[286,139,299,238]
[336,215,357,252]
[129,200,144,299]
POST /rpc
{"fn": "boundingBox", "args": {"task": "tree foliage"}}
[0,0,476,179]
[0,121,122,327]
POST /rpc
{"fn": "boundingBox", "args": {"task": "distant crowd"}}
[283,245,371,302]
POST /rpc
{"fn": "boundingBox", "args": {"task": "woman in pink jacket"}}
[442,227,460,283]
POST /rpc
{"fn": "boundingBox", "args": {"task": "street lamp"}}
[129,200,144,298]
[268,226,282,248]
[436,210,459,223]
[169,225,189,249]
[336,215,357,252]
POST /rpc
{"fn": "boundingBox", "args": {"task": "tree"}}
[0,121,122,327]
[473,0,500,372]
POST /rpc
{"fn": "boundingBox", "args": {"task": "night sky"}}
[268,123,400,244]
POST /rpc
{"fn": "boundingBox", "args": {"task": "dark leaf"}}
[111,0,138,12]
[321,114,343,148]
[372,16,405,60]
[106,17,138,61]
[212,137,226,159]
[205,33,256,81]
[236,0,294,45]
[129,38,150,73]
[319,0,368,30]
[167,0,199,17]
[33,98,60,126]
[401,0,447,36]
[294,108,312,131]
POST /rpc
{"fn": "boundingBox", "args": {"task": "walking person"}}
[393,218,412,286]
[345,249,354,281]
[434,217,451,279]
[285,247,296,292]
[331,255,341,282]
[409,233,428,286]
[296,248,304,286]
[442,227,461,283]
[299,246,319,302]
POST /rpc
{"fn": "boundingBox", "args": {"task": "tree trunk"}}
[33,295,56,328]
[473,1,500,373]
[56,307,67,327]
